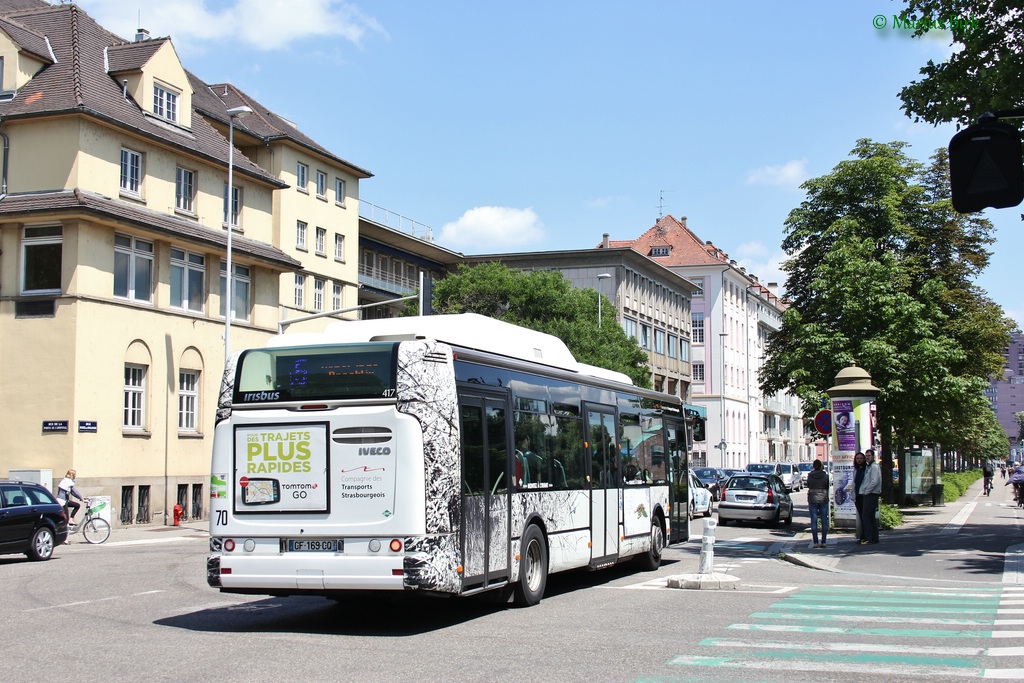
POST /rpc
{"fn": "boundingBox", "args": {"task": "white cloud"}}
[745,159,808,189]
[439,207,546,253]
[77,0,384,55]
[734,241,788,293]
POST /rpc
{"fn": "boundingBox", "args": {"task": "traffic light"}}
[948,117,1024,213]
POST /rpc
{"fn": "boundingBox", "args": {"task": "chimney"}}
[767,282,779,298]
[135,28,150,42]
[602,233,610,249]
[680,216,687,228]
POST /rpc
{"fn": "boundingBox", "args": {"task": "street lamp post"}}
[596,273,612,328]
[224,105,252,367]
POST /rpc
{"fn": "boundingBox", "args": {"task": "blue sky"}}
[78,1,1022,328]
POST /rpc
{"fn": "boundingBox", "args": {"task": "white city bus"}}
[207,313,693,606]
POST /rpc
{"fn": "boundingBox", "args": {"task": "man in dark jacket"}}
[806,459,830,548]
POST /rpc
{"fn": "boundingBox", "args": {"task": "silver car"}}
[718,473,793,527]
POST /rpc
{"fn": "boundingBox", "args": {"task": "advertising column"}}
[826,363,881,531]
[830,398,874,529]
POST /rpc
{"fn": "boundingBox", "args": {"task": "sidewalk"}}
[63,520,208,545]
[779,477,984,572]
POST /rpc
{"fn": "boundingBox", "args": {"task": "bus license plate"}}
[287,539,341,552]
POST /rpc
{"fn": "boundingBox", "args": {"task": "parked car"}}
[777,462,801,492]
[688,471,714,520]
[0,480,68,561]
[746,462,782,477]
[718,473,793,527]
[692,467,728,500]
[798,461,814,487]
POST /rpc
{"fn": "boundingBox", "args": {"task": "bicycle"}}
[65,498,111,544]
[984,476,993,496]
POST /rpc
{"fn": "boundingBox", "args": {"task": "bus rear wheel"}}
[513,524,548,607]
[636,514,664,571]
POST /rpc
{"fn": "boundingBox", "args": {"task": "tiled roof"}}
[0,3,281,187]
[196,80,373,179]
[0,188,302,270]
[601,215,734,267]
[106,38,165,72]
[0,14,52,62]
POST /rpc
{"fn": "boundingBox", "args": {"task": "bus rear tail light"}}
[389,539,403,552]
[224,538,236,552]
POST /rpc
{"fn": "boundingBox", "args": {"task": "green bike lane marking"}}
[727,623,1010,638]
[749,611,996,626]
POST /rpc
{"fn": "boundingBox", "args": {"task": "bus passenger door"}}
[585,405,619,565]
[458,392,511,590]
[666,418,690,544]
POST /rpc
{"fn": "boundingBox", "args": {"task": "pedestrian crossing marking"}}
[665,585,1024,679]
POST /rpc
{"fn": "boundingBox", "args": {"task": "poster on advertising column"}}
[831,399,860,528]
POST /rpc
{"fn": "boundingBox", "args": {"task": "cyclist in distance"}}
[983,459,995,496]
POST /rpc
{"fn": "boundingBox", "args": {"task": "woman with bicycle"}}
[56,469,85,531]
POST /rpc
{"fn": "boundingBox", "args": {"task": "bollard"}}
[698,517,717,574]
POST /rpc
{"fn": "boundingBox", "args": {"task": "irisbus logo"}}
[242,391,280,402]
[358,447,391,456]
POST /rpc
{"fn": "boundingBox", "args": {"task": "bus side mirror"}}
[949,118,1024,213]
[692,418,706,443]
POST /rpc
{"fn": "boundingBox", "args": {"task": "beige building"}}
[0,2,369,524]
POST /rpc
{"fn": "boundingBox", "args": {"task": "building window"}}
[692,362,705,382]
[296,163,308,192]
[692,313,705,343]
[178,370,199,431]
[316,171,327,198]
[654,328,666,354]
[315,227,326,255]
[651,246,670,257]
[219,262,251,322]
[640,324,651,350]
[114,234,154,303]
[124,364,147,429]
[314,278,324,312]
[294,274,305,308]
[153,83,178,122]
[334,233,345,261]
[335,178,346,206]
[691,278,704,296]
[21,225,63,294]
[222,183,241,227]
[170,248,205,312]
[296,220,307,250]
[120,148,142,195]
[175,167,195,213]
[623,317,638,340]
[680,338,690,362]
[332,282,342,310]
[667,334,678,359]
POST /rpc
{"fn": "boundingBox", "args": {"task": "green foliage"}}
[879,503,904,530]
[430,262,652,387]
[1016,412,1024,442]
[941,469,983,503]
[761,139,1014,455]
[898,1,1024,128]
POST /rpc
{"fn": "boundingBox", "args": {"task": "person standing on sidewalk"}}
[846,452,867,542]
[806,459,830,548]
[859,449,882,545]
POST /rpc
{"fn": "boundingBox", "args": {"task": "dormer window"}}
[153,83,179,122]
[651,246,670,257]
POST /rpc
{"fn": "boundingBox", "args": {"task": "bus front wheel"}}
[513,524,548,607]
[636,514,664,571]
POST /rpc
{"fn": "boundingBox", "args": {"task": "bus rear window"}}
[234,343,397,402]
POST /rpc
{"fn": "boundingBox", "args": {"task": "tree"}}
[898,0,1024,128]
[761,139,1014,502]
[428,262,652,387]
[1016,412,1024,443]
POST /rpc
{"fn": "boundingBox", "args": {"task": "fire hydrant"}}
[173,504,183,526]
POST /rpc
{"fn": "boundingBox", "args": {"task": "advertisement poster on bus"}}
[233,423,329,513]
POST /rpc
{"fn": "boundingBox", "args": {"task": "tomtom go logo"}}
[358,447,391,456]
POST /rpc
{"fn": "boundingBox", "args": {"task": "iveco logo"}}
[358,447,391,456]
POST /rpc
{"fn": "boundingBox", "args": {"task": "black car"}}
[692,467,728,501]
[0,480,69,561]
